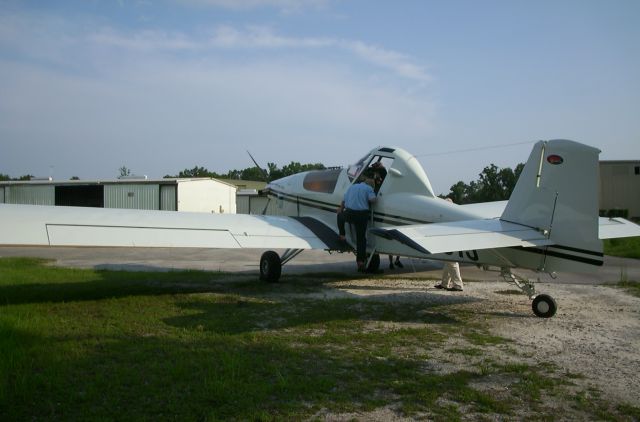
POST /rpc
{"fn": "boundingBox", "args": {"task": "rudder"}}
[501,139,603,271]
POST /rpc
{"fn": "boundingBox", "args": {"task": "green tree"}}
[118,166,131,177]
[241,167,267,181]
[180,166,218,178]
[0,174,33,181]
[267,163,282,181]
[279,162,325,178]
[445,163,524,204]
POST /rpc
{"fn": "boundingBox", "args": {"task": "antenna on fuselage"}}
[246,150,269,182]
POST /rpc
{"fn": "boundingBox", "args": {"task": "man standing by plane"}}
[337,170,378,272]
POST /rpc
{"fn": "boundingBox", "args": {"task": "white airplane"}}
[1,139,639,318]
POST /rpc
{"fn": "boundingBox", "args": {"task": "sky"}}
[1,0,639,194]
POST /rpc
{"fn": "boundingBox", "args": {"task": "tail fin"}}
[501,139,603,271]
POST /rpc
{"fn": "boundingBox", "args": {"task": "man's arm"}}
[367,187,377,205]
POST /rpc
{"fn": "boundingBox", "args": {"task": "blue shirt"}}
[344,182,376,211]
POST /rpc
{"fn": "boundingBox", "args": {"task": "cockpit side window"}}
[302,169,342,193]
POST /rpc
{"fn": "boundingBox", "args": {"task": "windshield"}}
[347,153,371,182]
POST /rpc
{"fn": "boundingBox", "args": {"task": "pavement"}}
[1,246,638,285]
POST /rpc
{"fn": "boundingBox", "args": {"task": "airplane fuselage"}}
[265,146,603,274]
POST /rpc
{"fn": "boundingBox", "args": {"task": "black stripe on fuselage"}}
[546,244,604,257]
[510,246,603,266]
[269,190,338,214]
[268,189,432,226]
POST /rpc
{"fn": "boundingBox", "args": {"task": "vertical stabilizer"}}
[501,140,602,271]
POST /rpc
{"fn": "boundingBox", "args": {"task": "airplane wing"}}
[0,204,341,250]
[369,219,554,255]
[598,217,640,239]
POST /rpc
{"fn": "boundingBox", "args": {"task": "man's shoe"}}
[434,284,445,289]
[446,286,463,292]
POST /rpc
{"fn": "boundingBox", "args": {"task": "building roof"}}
[216,179,267,191]
[0,178,237,188]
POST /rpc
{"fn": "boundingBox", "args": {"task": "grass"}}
[1,257,639,420]
[604,237,640,259]
[617,281,640,298]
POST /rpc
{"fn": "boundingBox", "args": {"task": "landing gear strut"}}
[501,268,557,318]
[366,253,381,273]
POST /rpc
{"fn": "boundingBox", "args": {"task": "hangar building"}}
[0,178,237,214]
[599,160,640,221]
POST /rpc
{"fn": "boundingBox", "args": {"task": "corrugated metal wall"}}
[599,162,640,219]
[0,187,4,203]
[4,185,55,205]
[160,184,177,211]
[236,194,284,215]
[104,184,159,210]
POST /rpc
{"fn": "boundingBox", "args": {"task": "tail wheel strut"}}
[501,268,558,318]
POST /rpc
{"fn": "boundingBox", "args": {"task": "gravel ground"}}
[329,277,640,406]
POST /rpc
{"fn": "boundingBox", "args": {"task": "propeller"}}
[246,150,269,182]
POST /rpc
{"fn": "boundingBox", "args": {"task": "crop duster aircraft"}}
[1,139,639,318]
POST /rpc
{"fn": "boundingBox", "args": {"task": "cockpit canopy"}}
[348,146,435,197]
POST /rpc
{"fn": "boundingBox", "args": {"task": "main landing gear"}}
[259,249,382,282]
[259,249,304,282]
[501,268,557,318]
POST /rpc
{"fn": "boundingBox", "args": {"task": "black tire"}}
[532,294,557,318]
[259,251,281,283]
[367,253,381,272]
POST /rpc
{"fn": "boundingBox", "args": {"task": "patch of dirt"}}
[318,278,640,405]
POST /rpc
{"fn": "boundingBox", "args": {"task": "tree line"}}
[163,161,327,182]
[2,162,525,204]
[0,173,33,181]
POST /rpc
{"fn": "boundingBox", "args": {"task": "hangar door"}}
[55,185,104,208]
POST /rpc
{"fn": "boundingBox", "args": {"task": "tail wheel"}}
[532,294,557,318]
[260,251,281,283]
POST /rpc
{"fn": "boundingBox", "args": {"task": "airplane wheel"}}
[367,253,380,272]
[259,251,281,283]
[532,294,557,318]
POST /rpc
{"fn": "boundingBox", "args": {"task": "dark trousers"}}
[337,209,370,263]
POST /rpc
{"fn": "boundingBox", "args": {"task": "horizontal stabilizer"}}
[599,217,640,240]
[369,219,554,255]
